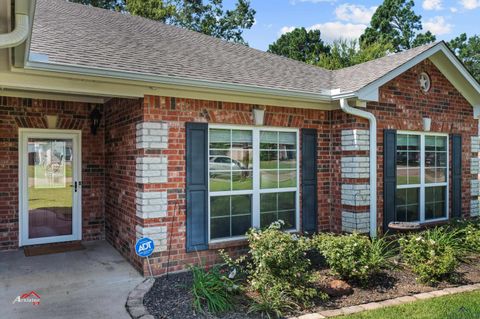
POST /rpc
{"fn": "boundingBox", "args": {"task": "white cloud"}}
[422,0,443,10]
[460,0,480,9]
[423,16,453,35]
[450,7,459,12]
[279,26,296,36]
[307,22,367,41]
[334,3,377,24]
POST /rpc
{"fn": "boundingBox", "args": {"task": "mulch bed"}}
[144,257,480,319]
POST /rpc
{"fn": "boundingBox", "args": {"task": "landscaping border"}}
[289,283,480,319]
[126,277,155,319]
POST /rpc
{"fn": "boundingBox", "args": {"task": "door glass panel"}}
[28,138,74,239]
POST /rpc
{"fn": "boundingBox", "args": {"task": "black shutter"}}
[301,129,318,233]
[186,122,209,252]
[451,134,462,218]
[383,129,397,232]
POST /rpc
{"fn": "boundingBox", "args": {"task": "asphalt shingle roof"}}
[29,0,441,96]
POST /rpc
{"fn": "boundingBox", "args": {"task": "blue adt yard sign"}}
[135,237,155,258]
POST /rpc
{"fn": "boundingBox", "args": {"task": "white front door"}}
[19,129,82,246]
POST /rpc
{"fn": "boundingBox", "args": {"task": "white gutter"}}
[0,14,29,49]
[340,98,377,238]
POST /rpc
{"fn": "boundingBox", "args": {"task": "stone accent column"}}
[136,191,168,219]
[471,136,480,217]
[136,225,167,252]
[136,156,168,184]
[341,129,370,233]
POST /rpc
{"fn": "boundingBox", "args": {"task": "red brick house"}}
[1,0,480,276]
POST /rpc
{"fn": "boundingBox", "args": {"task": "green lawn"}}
[342,290,480,319]
[29,187,72,210]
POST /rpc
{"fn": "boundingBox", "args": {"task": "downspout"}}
[340,98,377,238]
[0,11,29,49]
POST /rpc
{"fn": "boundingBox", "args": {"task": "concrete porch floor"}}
[0,240,144,319]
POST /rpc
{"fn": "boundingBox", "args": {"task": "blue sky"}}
[224,0,480,51]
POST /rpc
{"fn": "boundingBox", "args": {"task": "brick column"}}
[340,129,370,233]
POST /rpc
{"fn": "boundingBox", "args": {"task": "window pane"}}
[279,151,296,168]
[425,168,436,184]
[260,193,277,212]
[260,212,276,228]
[408,152,420,167]
[260,131,277,149]
[435,168,446,183]
[210,172,230,191]
[436,136,446,151]
[397,168,408,185]
[425,136,436,151]
[397,135,408,150]
[395,206,407,222]
[407,168,420,184]
[230,150,252,169]
[425,186,446,220]
[231,195,251,215]
[397,151,408,167]
[261,170,278,189]
[232,170,252,190]
[278,192,295,210]
[406,188,419,205]
[406,205,419,221]
[209,129,230,149]
[279,170,296,188]
[436,153,447,167]
[210,196,230,217]
[232,130,252,149]
[425,152,435,167]
[279,132,296,151]
[408,135,419,150]
[278,210,296,229]
[211,217,230,239]
[232,215,251,236]
[260,151,277,169]
[259,191,297,229]
[396,188,406,206]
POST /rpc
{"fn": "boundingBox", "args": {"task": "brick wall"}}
[137,97,335,275]
[0,97,105,250]
[368,59,478,233]
[104,98,144,271]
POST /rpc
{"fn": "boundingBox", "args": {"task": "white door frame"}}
[18,128,82,246]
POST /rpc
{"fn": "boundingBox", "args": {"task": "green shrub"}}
[463,223,480,254]
[190,264,239,314]
[399,227,463,284]
[312,233,395,283]
[246,221,323,317]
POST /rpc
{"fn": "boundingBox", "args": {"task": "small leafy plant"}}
[190,264,239,314]
[246,221,323,317]
[312,232,395,283]
[399,227,465,285]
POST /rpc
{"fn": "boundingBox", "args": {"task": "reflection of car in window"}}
[209,156,246,171]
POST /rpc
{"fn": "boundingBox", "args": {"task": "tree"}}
[69,0,256,44]
[316,39,393,70]
[267,28,330,64]
[69,0,124,10]
[448,33,480,83]
[360,0,435,52]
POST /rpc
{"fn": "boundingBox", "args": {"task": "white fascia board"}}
[24,60,333,103]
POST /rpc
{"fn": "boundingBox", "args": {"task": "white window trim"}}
[396,130,449,223]
[208,124,300,243]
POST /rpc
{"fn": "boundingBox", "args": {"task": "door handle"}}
[74,181,77,192]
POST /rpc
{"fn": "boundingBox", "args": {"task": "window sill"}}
[208,238,248,250]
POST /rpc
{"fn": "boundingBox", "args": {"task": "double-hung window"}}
[208,126,299,241]
[395,132,448,222]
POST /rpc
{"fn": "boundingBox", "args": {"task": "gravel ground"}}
[144,257,480,319]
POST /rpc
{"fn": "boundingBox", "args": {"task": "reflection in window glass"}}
[425,186,446,220]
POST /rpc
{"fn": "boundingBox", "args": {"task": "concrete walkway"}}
[0,240,143,319]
